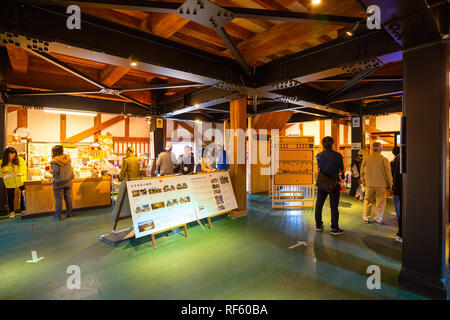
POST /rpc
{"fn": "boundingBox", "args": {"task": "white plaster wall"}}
[129,117,150,138]
[66,114,94,143]
[6,110,17,136]
[101,114,124,137]
[28,109,60,142]
[375,114,401,131]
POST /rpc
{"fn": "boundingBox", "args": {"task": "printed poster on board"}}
[189,171,238,220]
[127,176,197,238]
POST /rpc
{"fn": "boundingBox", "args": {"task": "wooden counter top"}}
[25,176,111,185]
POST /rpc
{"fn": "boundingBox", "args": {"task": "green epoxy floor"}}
[0,192,424,300]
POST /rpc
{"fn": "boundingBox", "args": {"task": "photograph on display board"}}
[215,195,224,205]
[211,178,219,184]
[166,199,179,207]
[218,205,225,211]
[139,189,148,196]
[180,196,191,204]
[212,184,220,189]
[213,189,221,195]
[132,190,140,198]
[163,185,176,192]
[151,201,165,210]
[138,219,155,233]
[219,175,229,184]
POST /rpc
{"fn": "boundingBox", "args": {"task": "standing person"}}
[315,136,345,235]
[350,150,365,200]
[391,148,403,243]
[0,147,27,218]
[390,146,401,221]
[176,145,195,175]
[360,142,393,225]
[155,143,175,176]
[216,144,229,171]
[50,145,74,221]
[119,147,141,181]
[201,148,214,172]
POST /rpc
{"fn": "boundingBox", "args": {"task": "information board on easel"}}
[101,171,238,246]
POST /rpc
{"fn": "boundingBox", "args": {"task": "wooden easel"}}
[151,223,188,249]
[206,210,232,229]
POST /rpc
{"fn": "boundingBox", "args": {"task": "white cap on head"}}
[165,142,172,151]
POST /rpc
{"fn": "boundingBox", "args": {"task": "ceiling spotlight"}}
[346,30,353,37]
[312,0,321,5]
[129,55,138,67]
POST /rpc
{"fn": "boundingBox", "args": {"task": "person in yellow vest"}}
[0,147,27,218]
[119,147,141,181]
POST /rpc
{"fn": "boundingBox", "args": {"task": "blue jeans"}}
[53,185,73,217]
[393,194,400,220]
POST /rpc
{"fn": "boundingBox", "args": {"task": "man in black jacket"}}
[315,136,345,235]
[176,145,195,175]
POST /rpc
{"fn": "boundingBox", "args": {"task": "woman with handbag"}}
[315,136,344,235]
[0,147,27,218]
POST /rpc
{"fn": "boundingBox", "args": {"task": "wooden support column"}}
[94,114,102,142]
[60,115,66,141]
[331,119,340,149]
[229,98,247,217]
[319,120,325,145]
[368,115,376,151]
[299,123,304,136]
[398,40,449,299]
[17,108,27,128]
[124,116,130,138]
[350,116,365,196]
[343,121,349,145]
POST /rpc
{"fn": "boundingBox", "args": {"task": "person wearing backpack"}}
[315,136,345,236]
[49,145,75,221]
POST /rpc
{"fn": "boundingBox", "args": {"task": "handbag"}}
[316,172,339,193]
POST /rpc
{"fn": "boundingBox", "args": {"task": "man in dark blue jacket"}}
[315,136,344,235]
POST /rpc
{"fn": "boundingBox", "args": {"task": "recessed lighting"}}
[346,31,353,37]
[312,0,321,5]
[130,60,138,67]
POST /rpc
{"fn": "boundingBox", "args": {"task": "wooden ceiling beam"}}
[100,65,130,87]
[64,115,125,143]
[150,12,190,38]
[6,45,28,74]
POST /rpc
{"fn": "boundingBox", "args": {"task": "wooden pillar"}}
[94,114,101,142]
[17,108,27,128]
[299,123,304,136]
[60,115,66,141]
[398,40,449,299]
[331,119,340,150]
[368,115,376,151]
[124,116,130,138]
[229,98,247,217]
[319,120,325,144]
[343,121,349,145]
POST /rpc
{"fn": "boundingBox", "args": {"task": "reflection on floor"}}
[0,192,423,300]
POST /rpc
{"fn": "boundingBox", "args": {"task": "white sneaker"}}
[395,236,403,243]
[8,212,15,219]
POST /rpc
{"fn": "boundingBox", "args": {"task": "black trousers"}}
[315,186,340,229]
[6,185,25,212]
[397,195,402,238]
